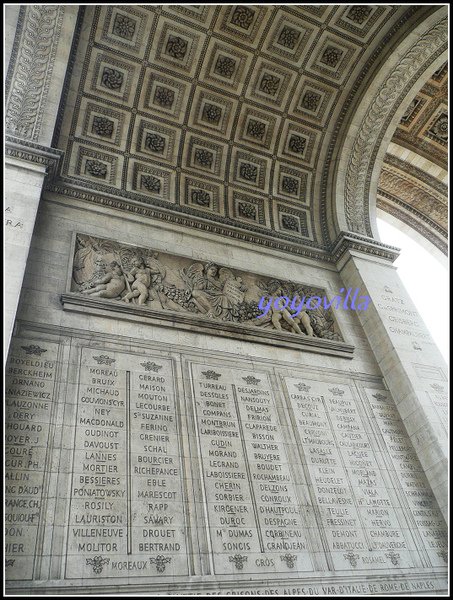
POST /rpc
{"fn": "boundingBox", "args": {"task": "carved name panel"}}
[5,334,448,594]
[189,364,313,575]
[284,378,416,571]
[364,388,448,567]
[5,339,59,580]
[66,348,189,578]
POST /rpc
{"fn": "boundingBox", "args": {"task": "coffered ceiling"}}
[52,5,441,255]
[393,61,447,170]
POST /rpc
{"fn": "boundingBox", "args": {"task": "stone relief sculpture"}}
[71,234,342,341]
[123,257,153,305]
[81,261,126,299]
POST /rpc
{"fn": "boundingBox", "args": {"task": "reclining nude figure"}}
[81,261,126,299]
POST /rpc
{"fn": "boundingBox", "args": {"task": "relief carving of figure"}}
[81,261,126,299]
[71,235,343,342]
[180,262,223,317]
[257,283,314,337]
[73,235,101,285]
[213,268,247,321]
[287,307,314,337]
[144,252,168,308]
[123,257,153,305]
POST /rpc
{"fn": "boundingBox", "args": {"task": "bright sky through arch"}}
[377,218,448,362]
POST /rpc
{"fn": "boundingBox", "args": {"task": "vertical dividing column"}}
[231,385,265,554]
[126,370,132,556]
[363,387,448,568]
[5,5,78,353]
[4,160,47,350]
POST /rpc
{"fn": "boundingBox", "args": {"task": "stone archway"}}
[332,7,447,241]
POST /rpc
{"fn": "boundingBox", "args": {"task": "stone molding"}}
[343,16,447,234]
[376,152,448,256]
[383,152,448,197]
[331,231,401,264]
[377,196,448,256]
[45,181,334,261]
[5,135,64,179]
[5,5,65,141]
[378,167,447,231]
[60,293,355,358]
[43,184,406,266]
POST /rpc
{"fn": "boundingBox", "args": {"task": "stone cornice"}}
[383,152,448,197]
[331,232,401,264]
[5,135,64,179]
[377,195,448,256]
[61,293,355,358]
[44,179,334,262]
[43,180,407,266]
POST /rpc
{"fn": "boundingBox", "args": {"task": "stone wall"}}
[5,195,447,594]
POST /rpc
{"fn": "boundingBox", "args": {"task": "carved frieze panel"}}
[64,234,347,353]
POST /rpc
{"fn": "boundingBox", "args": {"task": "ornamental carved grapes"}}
[288,135,306,155]
[246,119,266,140]
[141,175,161,193]
[238,201,257,220]
[239,162,258,182]
[112,14,136,40]
[230,6,255,30]
[202,103,222,124]
[281,214,299,231]
[320,46,343,68]
[191,189,211,206]
[429,113,448,142]
[194,148,214,168]
[301,91,321,111]
[85,160,107,179]
[346,6,372,25]
[154,86,175,109]
[277,26,300,49]
[281,176,299,195]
